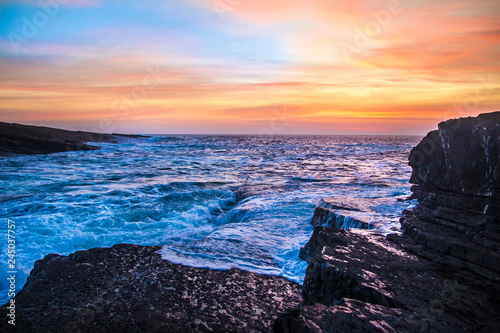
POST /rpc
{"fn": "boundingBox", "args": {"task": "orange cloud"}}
[1,0,499,134]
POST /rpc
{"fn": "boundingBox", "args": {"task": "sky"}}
[0,0,499,135]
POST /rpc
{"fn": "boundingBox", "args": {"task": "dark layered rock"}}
[273,300,417,333]
[287,227,499,332]
[402,111,500,282]
[3,244,302,332]
[0,122,146,155]
[299,228,404,309]
[276,111,500,332]
[408,111,500,195]
[310,198,376,230]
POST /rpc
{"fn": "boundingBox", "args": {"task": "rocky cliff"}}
[401,111,500,282]
[3,112,500,332]
[274,227,499,332]
[274,111,500,332]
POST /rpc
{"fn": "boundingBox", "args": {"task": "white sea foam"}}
[0,135,421,303]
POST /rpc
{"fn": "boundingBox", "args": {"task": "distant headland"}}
[0,122,147,155]
[2,111,499,331]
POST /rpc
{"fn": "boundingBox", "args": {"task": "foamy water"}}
[0,135,421,304]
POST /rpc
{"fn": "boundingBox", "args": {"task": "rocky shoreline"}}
[6,244,302,332]
[0,122,146,155]
[274,112,499,332]
[3,112,500,332]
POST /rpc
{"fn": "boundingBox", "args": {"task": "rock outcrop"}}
[310,198,376,230]
[3,112,499,332]
[275,111,500,332]
[0,122,146,155]
[407,112,499,195]
[3,244,302,332]
[275,227,499,332]
[273,300,417,333]
[401,111,500,283]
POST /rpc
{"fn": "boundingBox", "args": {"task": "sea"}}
[0,135,422,304]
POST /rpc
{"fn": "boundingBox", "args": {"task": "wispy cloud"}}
[0,0,499,134]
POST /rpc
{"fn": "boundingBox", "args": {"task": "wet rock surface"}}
[285,227,499,332]
[4,112,500,332]
[402,111,500,282]
[3,244,302,332]
[276,111,500,332]
[310,198,376,230]
[0,122,146,155]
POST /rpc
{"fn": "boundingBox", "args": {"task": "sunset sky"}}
[1,0,499,134]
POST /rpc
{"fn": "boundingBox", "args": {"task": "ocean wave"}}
[0,135,417,303]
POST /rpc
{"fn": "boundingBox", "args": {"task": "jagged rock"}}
[276,112,500,332]
[2,244,302,332]
[299,228,403,308]
[0,122,146,155]
[288,227,500,332]
[310,199,376,230]
[408,111,499,196]
[272,300,418,333]
[402,111,500,282]
[319,198,364,211]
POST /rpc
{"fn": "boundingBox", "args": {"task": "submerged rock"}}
[3,244,301,332]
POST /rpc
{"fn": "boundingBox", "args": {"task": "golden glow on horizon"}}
[0,0,499,134]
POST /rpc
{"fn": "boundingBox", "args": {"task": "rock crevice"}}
[275,111,500,332]
[3,112,500,332]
